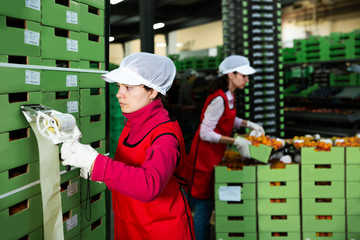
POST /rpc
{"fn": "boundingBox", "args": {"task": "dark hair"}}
[143,85,167,106]
[207,74,229,94]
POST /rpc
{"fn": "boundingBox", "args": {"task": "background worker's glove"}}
[61,140,98,179]
[233,137,252,158]
[247,121,265,137]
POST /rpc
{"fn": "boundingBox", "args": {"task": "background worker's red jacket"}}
[92,99,194,240]
[185,89,236,200]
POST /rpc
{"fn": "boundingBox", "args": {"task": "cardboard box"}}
[0,91,42,133]
[41,58,80,69]
[61,176,81,213]
[346,164,360,181]
[215,216,256,233]
[257,164,299,182]
[41,26,80,61]
[301,181,344,198]
[215,166,256,183]
[302,215,345,232]
[0,180,40,211]
[258,232,301,240]
[301,147,344,164]
[79,3,104,36]
[79,72,105,88]
[215,183,256,200]
[258,181,299,198]
[79,113,106,143]
[42,0,80,31]
[81,191,106,228]
[80,0,105,10]
[79,88,105,116]
[18,227,43,240]
[80,177,106,201]
[63,205,81,239]
[0,16,40,56]
[347,147,360,164]
[258,215,300,232]
[41,91,80,119]
[80,60,105,70]
[215,199,256,216]
[42,70,79,92]
[347,198,360,215]
[0,1,41,22]
[0,66,41,94]
[347,181,360,198]
[0,160,39,195]
[0,193,42,240]
[302,198,345,215]
[0,128,39,172]
[302,232,345,240]
[81,215,106,239]
[216,232,257,240]
[257,198,300,215]
[79,32,105,61]
[301,164,344,181]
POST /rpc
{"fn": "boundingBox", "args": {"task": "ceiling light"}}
[153,22,165,30]
[110,0,124,5]
[176,43,183,47]
[109,36,115,42]
[155,43,167,47]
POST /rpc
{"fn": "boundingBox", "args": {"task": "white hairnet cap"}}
[101,52,176,95]
[219,55,256,75]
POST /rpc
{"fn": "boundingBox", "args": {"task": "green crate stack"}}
[329,73,359,86]
[345,148,360,240]
[301,147,346,239]
[0,0,107,239]
[214,166,257,240]
[257,164,301,240]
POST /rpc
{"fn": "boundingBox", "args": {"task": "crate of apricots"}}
[243,134,284,163]
[289,135,360,151]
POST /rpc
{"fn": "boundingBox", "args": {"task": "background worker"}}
[184,55,265,240]
[178,68,198,106]
[61,52,195,240]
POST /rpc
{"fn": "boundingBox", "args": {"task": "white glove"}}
[247,121,265,137]
[233,137,251,158]
[61,140,98,179]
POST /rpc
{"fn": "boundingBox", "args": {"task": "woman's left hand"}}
[247,121,265,136]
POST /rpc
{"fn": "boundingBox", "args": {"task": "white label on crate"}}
[67,181,78,197]
[219,186,241,202]
[24,30,40,46]
[25,0,41,11]
[67,101,78,113]
[67,39,78,52]
[66,11,78,25]
[66,75,78,87]
[25,70,40,85]
[66,214,78,231]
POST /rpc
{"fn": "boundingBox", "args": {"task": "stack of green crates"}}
[0,0,107,239]
[301,147,346,239]
[214,166,257,239]
[346,148,360,239]
[215,146,360,239]
[257,164,301,239]
[283,29,360,64]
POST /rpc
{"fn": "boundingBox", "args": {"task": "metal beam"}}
[139,0,154,53]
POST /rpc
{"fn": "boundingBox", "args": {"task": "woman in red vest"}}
[184,55,265,240]
[61,52,195,240]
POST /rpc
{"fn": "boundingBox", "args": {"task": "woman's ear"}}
[227,72,235,79]
[150,89,159,100]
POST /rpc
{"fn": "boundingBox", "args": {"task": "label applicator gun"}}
[21,104,82,171]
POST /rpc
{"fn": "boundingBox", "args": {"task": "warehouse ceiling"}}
[109,0,360,44]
